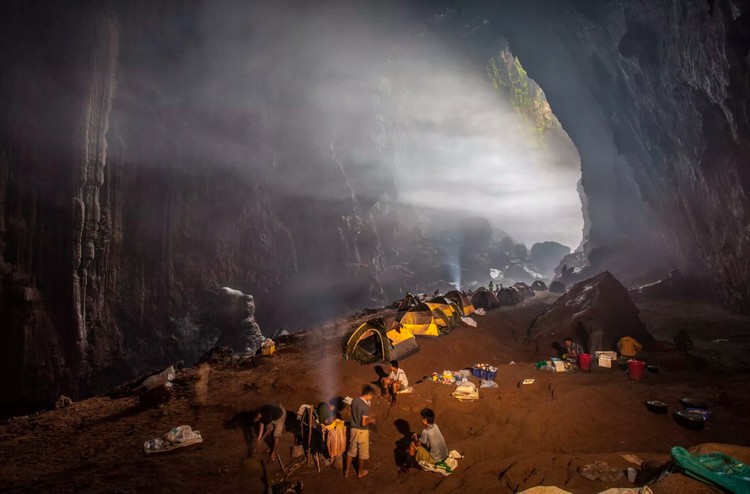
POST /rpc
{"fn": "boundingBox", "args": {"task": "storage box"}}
[595,351,617,368]
[472,367,498,381]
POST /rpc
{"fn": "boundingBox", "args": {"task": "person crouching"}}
[407,408,448,470]
[380,360,408,404]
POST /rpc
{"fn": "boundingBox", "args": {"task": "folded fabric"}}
[144,425,203,454]
[396,386,414,394]
[461,317,477,327]
[419,450,463,476]
[325,419,347,458]
[452,381,479,401]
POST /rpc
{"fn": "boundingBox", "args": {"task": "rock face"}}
[2,0,750,414]
[529,242,571,279]
[526,272,653,356]
[487,0,750,310]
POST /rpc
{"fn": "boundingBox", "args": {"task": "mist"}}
[117,0,582,250]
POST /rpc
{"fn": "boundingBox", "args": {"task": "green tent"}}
[344,318,420,364]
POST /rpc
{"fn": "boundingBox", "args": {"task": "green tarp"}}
[671,446,750,494]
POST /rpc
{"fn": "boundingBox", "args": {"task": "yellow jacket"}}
[618,336,643,358]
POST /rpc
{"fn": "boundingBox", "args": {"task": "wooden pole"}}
[277,452,289,480]
[307,407,313,466]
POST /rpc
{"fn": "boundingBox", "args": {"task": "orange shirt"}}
[618,336,643,357]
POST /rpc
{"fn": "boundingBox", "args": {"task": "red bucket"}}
[627,359,645,380]
[578,353,592,373]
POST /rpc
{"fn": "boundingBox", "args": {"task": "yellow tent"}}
[398,302,452,337]
[445,290,476,316]
[425,299,462,323]
[345,318,420,363]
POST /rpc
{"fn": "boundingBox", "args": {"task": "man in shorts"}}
[251,403,287,462]
[345,385,376,479]
[408,408,448,469]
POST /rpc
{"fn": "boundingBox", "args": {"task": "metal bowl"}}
[680,398,709,410]
[645,400,668,414]
[673,410,706,430]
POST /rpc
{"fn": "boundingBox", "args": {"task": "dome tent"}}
[345,318,420,364]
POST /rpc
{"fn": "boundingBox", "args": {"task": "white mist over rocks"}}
[188,0,582,250]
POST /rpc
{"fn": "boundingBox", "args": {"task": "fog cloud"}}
[125,0,583,249]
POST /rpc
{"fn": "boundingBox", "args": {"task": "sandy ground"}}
[1,293,749,493]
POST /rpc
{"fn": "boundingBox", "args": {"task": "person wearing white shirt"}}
[381,360,408,404]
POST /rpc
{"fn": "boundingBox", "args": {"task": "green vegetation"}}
[487,49,561,145]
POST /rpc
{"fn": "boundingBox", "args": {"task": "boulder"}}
[526,271,653,356]
[54,395,73,409]
[215,287,263,355]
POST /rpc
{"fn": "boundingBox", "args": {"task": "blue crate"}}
[472,367,481,378]
[486,369,497,381]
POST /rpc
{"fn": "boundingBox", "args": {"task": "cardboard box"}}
[552,360,566,372]
[595,351,617,368]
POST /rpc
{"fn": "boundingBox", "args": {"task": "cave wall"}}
[0,0,395,414]
[486,0,750,312]
[2,0,750,414]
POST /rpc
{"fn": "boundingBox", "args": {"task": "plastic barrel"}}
[578,353,592,373]
[627,359,646,380]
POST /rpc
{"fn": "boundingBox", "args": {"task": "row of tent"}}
[472,280,547,310]
[345,290,476,364]
[345,282,551,363]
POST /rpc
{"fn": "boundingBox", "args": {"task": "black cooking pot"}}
[673,410,706,430]
[680,398,709,410]
[646,364,659,373]
[645,400,668,414]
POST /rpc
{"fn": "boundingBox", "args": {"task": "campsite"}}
[2,278,749,493]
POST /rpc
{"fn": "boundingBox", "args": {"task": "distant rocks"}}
[529,241,571,279]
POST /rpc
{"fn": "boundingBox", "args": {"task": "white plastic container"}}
[595,351,617,368]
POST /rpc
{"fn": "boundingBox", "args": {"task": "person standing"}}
[345,385,376,479]
[674,330,693,353]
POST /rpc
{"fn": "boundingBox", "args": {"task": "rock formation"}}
[526,271,654,355]
[215,287,263,355]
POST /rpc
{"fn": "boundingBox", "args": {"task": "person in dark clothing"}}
[251,403,287,462]
[317,399,337,426]
[562,336,584,363]
[674,330,694,353]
